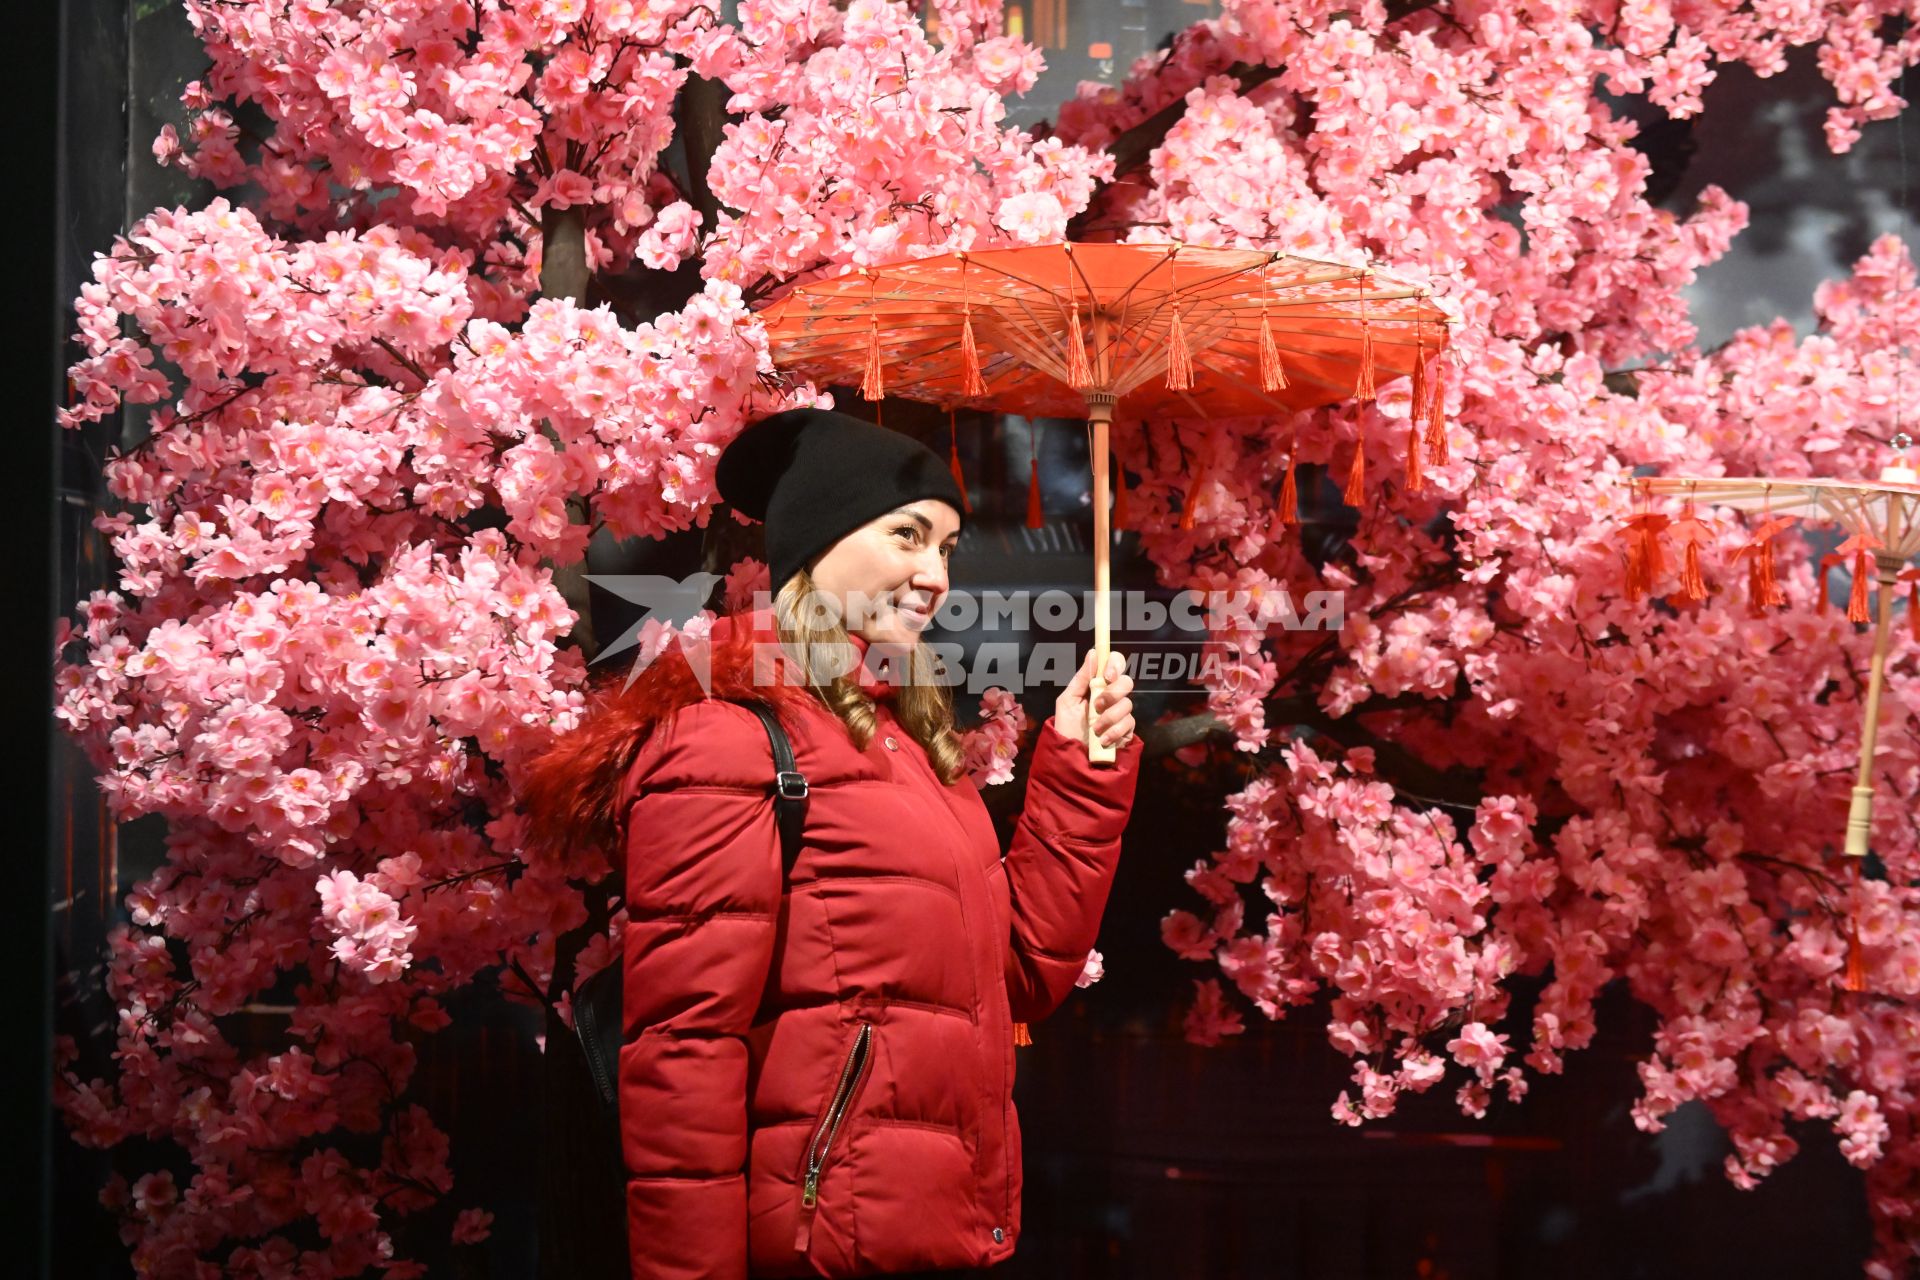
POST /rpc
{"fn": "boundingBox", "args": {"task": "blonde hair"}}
[772,569,966,785]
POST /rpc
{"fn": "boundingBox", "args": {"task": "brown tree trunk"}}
[539,201,600,665]
[534,199,624,1276]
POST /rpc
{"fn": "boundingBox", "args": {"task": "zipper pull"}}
[795,1174,818,1252]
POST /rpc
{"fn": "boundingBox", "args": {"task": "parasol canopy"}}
[759,241,1454,760]
[758,241,1451,422]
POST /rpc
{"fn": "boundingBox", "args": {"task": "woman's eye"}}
[894,526,920,543]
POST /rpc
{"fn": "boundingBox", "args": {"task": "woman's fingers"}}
[1062,648,1097,701]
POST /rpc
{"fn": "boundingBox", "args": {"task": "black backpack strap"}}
[577,699,807,1123]
[728,699,807,874]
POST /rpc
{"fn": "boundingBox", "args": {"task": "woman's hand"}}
[1052,651,1136,750]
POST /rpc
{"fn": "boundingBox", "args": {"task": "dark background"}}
[40,1,1900,1275]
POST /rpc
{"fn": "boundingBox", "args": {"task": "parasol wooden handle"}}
[1088,405,1116,764]
[1845,552,1906,856]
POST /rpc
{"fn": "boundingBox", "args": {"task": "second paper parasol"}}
[1631,441,1920,859]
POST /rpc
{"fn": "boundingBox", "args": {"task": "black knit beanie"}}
[715,408,966,591]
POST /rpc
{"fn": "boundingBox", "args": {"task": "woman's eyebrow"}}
[894,506,960,537]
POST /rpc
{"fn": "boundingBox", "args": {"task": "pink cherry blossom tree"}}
[1064,3,1920,1275]
[52,0,1920,1275]
[55,0,1106,1272]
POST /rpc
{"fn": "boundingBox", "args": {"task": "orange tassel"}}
[1354,320,1377,401]
[1680,539,1707,602]
[1843,922,1867,993]
[861,317,884,400]
[1744,541,1785,617]
[1113,461,1129,530]
[1013,1022,1033,1046]
[1411,338,1430,415]
[1258,311,1287,392]
[1280,431,1299,526]
[1179,482,1197,529]
[1740,513,1788,615]
[1166,306,1194,391]
[1754,539,1782,613]
[1026,454,1044,528]
[1819,554,1842,616]
[1067,306,1093,389]
[1902,570,1920,640]
[1343,440,1365,507]
[960,310,986,398]
[1849,548,1872,624]
[948,414,971,515]
[1405,422,1425,493]
[1623,512,1669,602]
[1422,356,1448,463]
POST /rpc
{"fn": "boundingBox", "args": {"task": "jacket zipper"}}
[801,1022,872,1212]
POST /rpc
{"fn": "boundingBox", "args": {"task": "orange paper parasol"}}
[760,240,1453,759]
[1632,448,1920,858]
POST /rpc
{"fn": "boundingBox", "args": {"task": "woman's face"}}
[807,499,962,646]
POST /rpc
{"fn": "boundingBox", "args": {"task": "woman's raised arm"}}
[999,708,1142,1023]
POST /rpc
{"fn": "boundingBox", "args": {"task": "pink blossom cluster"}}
[959,686,1029,787]
[694,0,1112,280]
[162,0,695,279]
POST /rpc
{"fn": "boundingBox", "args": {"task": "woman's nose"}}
[910,550,948,596]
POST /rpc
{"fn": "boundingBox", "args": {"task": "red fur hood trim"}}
[517,608,818,870]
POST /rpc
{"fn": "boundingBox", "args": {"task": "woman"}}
[525,408,1140,1280]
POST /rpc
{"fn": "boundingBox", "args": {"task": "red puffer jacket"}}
[612,609,1139,1279]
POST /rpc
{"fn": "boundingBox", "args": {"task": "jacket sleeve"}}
[1001,718,1142,1023]
[618,701,781,1280]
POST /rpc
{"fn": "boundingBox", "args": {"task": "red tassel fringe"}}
[1067,306,1093,389]
[1624,513,1669,602]
[1166,306,1194,391]
[948,426,972,515]
[1680,539,1708,603]
[861,317,884,401]
[1280,431,1299,526]
[1422,355,1448,463]
[1406,423,1425,493]
[1748,538,1785,616]
[959,311,986,398]
[1844,922,1868,994]
[1849,548,1872,624]
[1819,554,1841,616]
[1259,312,1286,392]
[1026,455,1044,529]
[1343,441,1365,507]
[1354,321,1377,402]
